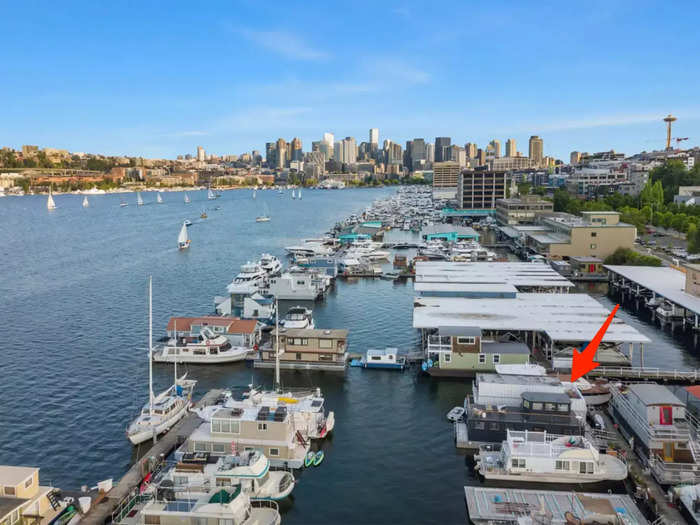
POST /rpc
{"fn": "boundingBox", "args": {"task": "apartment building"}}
[458,170,507,209]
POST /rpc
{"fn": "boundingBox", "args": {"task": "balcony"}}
[426,335,451,353]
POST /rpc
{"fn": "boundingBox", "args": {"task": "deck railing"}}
[590,367,700,381]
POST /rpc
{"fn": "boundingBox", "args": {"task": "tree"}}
[517,182,531,196]
[552,189,570,212]
[604,247,662,267]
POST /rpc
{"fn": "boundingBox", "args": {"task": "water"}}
[0,189,698,524]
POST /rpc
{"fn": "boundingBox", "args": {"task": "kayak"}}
[313,450,324,467]
[304,451,315,468]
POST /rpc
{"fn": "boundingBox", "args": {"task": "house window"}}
[511,458,525,468]
[296,353,302,360]
[319,354,334,361]
[558,404,569,412]
[444,353,451,363]
[257,423,268,431]
[473,421,485,430]
[319,339,333,349]
[219,520,234,525]
[216,478,232,487]
[25,478,33,489]
[4,486,15,496]
[590,243,597,249]
[194,442,209,452]
[457,336,475,345]
[532,402,543,411]
[212,443,227,454]
[212,420,221,432]
[591,232,597,237]
[580,462,594,474]
[492,354,500,364]
[555,460,570,471]
[269,448,279,457]
[488,422,499,430]
[478,354,486,364]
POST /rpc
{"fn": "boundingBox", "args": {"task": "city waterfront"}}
[2,188,700,524]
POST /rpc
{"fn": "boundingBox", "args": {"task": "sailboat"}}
[184,192,191,204]
[157,192,163,204]
[82,195,89,208]
[298,188,302,200]
[137,192,144,206]
[253,189,257,200]
[120,198,128,208]
[126,277,196,445]
[256,202,271,222]
[47,187,56,210]
[291,189,296,200]
[207,188,216,200]
[178,221,190,249]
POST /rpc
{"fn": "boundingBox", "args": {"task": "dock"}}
[588,366,700,384]
[80,389,223,525]
[464,487,648,524]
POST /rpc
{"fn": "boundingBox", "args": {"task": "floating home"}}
[255,328,348,371]
[609,383,700,485]
[166,317,262,348]
[0,466,59,525]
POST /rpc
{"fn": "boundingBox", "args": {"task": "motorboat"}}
[152,327,249,364]
[284,242,333,258]
[177,221,191,250]
[656,300,684,320]
[200,210,207,219]
[281,306,314,329]
[259,253,282,276]
[226,261,267,294]
[255,215,270,222]
[447,406,465,422]
[475,430,628,483]
[184,219,192,226]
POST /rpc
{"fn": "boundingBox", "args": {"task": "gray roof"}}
[0,497,28,520]
[522,391,571,404]
[439,326,482,337]
[629,383,684,407]
[481,341,530,355]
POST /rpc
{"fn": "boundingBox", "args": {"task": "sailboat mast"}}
[149,276,155,444]
[275,298,280,391]
[173,319,177,384]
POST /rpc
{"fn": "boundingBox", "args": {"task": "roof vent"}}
[324,330,331,335]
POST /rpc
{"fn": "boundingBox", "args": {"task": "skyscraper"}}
[342,137,357,165]
[197,146,205,162]
[322,132,334,161]
[435,137,451,162]
[570,151,581,165]
[411,138,426,167]
[265,142,276,166]
[276,138,287,169]
[489,139,501,158]
[506,139,516,158]
[426,143,435,163]
[369,128,379,146]
[291,137,303,161]
[465,143,477,159]
[529,136,544,167]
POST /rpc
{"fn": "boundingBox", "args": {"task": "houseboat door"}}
[660,406,673,425]
[663,442,674,462]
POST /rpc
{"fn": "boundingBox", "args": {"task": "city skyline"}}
[2,1,700,159]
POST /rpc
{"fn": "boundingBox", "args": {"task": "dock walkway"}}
[81,389,223,525]
[588,366,700,384]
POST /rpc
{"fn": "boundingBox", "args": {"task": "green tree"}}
[688,224,698,253]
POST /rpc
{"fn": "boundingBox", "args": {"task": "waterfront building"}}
[0,465,59,525]
[432,161,460,198]
[505,138,516,158]
[457,170,507,210]
[256,328,348,371]
[495,195,554,225]
[529,135,544,167]
[165,316,261,348]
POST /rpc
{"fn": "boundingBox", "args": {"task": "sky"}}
[2,0,700,160]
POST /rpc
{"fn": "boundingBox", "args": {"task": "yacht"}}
[227,262,267,295]
[281,306,314,329]
[475,430,628,483]
[259,254,282,276]
[127,277,197,445]
[164,450,295,501]
[284,242,332,258]
[152,327,249,364]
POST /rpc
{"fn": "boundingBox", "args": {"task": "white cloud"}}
[238,29,328,61]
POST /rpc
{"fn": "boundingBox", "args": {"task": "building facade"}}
[261,328,348,371]
[495,195,554,225]
[458,170,508,209]
[528,136,543,167]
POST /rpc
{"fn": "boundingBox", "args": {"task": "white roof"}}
[414,261,574,288]
[605,265,700,315]
[413,294,650,343]
[0,466,37,486]
[414,282,518,294]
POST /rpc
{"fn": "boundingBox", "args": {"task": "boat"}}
[177,221,190,250]
[447,406,465,422]
[259,253,282,276]
[184,219,192,226]
[137,192,144,206]
[675,483,700,524]
[361,348,406,370]
[264,272,324,300]
[207,188,216,200]
[120,198,128,207]
[82,195,89,208]
[152,326,249,364]
[156,192,163,204]
[312,450,324,466]
[256,215,271,222]
[298,189,302,200]
[284,241,333,258]
[252,189,257,200]
[184,192,191,204]
[656,300,684,321]
[47,187,56,210]
[200,210,207,219]
[226,261,268,294]
[475,429,628,483]
[291,189,296,200]
[304,451,314,468]
[281,306,314,329]
[126,277,197,445]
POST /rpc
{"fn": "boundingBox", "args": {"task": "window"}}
[4,486,15,496]
[488,422,499,431]
[579,462,594,474]
[25,477,33,489]
[302,338,309,345]
[478,354,486,364]
[558,404,569,412]
[219,520,234,525]
[319,354,334,362]
[144,516,160,525]
[590,243,597,249]
[457,336,475,345]
[216,478,232,487]
[269,448,279,457]
[230,422,239,434]
[545,403,556,411]
[296,353,302,360]
[523,400,531,409]
[511,458,526,468]
[212,420,221,432]
[591,232,597,237]
[173,475,189,486]
[319,339,333,349]
[212,443,227,454]
[443,353,452,363]
[257,423,268,431]
[473,421,485,430]
[194,441,209,452]
[492,354,500,364]
[555,460,570,471]
[532,402,543,411]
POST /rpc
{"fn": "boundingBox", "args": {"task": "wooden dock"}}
[81,389,223,525]
[588,366,700,384]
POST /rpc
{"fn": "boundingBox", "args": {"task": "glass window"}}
[511,458,525,468]
[301,338,309,345]
[590,243,597,249]
[230,421,239,434]
[478,354,486,363]
[144,516,160,525]
[220,421,231,433]
[194,441,209,452]
[4,486,15,496]
[212,420,221,433]
[580,462,587,474]
[555,460,569,471]
[457,336,475,345]
[557,404,569,412]
[488,422,499,430]
[492,354,500,364]
[269,448,279,457]
[296,353,302,360]
[216,478,231,487]
[444,353,451,363]
[212,443,226,454]
[319,339,333,349]
[523,400,531,409]
[545,403,556,411]
[24,477,33,488]
[473,421,485,430]
[219,520,234,525]
[258,423,267,431]
[532,402,543,411]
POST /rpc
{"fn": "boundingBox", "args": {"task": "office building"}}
[426,143,435,163]
[369,128,379,146]
[458,170,507,209]
[488,156,533,171]
[506,139,516,158]
[411,138,426,168]
[433,161,460,199]
[495,195,554,225]
[290,137,303,161]
[197,146,205,162]
[529,136,544,167]
[570,151,582,165]
[322,132,334,161]
[343,137,357,165]
[488,139,501,158]
[276,138,287,169]
[465,143,477,159]
[476,149,486,167]
[435,137,451,162]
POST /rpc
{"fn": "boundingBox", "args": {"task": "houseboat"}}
[152,327,250,364]
[179,405,311,469]
[162,450,295,501]
[257,328,348,372]
[421,326,530,378]
[281,306,314,329]
[359,348,406,370]
[609,382,700,485]
[475,429,628,483]
[264,272,323,301]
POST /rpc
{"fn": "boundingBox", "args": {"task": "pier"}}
[81,389,222,525]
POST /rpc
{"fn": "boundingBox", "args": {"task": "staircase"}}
[47,489,62,511]
[295,431,308,447]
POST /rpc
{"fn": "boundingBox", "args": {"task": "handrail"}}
[590,367,700,380]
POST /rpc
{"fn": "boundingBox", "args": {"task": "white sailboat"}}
[47,187,56,210]
[291,189,296,200]
[298,188,302,200]
[253,189,257,200]
[178,221,191,249]
[157,192,163,204]
[184,192,191,204]
[137,192,144,206]
[82,195,89,208]
[255,202,271,222]
[126,277,196,445]
[207,188,216,200]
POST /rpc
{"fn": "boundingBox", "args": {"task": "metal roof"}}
[413,294,650,343]
[481,341,530,354]
[438,326,482,337]
[628,383,684,407]
[414,261,574,288]
[415,282,518,294]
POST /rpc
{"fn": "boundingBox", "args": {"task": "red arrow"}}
[571,304,620,382]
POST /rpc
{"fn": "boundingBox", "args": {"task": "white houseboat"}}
[264,272,323,301]
[475,429,628,483]
[152,327,249,364]
[359,348,406,370]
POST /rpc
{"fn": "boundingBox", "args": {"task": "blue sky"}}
[2,1,700,160]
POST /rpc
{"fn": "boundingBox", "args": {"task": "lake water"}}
[1,188,698,524]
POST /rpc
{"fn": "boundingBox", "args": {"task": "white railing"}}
[426,336,451,353]
[591,367,700,381]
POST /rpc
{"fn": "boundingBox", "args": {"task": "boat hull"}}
[127,402,190,445]
[363,362,405,370]
[153,349,249,364]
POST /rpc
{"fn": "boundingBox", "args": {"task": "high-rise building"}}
[465,143,477,159]
[426,143,435,163]
[334,141,343,163]
[291,137,303,161]
[404,141,413,168]
[322,132,334,161]
[506,139,516,158]
[458,170,508,209]
[570,151,581,165]
[369,128,379,146]
[488,139,501,158]
[411,138,426,167]
[529,136,544,167]
[435,137,451,162]
[197,146,205,162]
[276,138,287,169]
[433,161,461,198]
[476,148,486,167]
[342,137,357,165]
